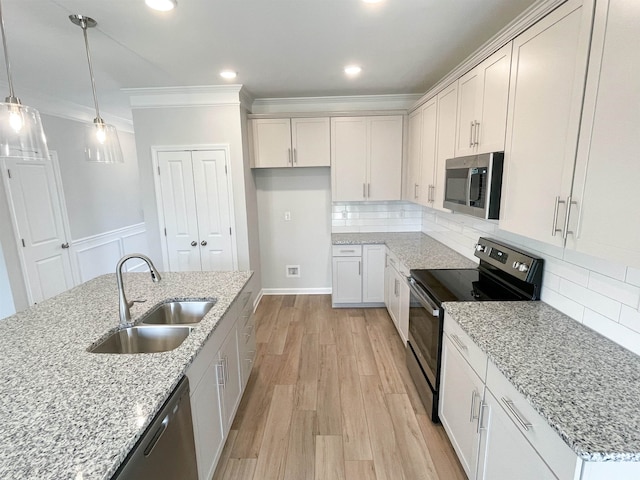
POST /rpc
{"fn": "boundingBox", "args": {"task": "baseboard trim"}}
[261,287,332,296]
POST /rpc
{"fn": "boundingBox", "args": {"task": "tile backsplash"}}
[330,201,640,356]
[332,201,422,233]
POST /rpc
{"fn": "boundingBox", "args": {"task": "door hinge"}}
[157,166,160,175]
[164,228,167,236]
[21,238,25,247]
[7,169,11,179]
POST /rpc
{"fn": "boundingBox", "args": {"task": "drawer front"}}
[332,245,362,257]
[443,313,488,381]
[486,362,581,480]
[386,248,410,277]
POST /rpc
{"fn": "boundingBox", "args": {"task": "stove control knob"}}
[475,244,484,252]
[518,263,529,273]
[513,261,521,269]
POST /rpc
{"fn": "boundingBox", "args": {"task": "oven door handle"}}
[408,277,440,317]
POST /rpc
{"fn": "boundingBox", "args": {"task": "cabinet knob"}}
[201,240,207,246]
[191,241,197,247]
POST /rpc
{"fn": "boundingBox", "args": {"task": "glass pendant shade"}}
[0,0,49,160]
[0,101,48,158]
[70,14,124,164]
[84,119,123,163]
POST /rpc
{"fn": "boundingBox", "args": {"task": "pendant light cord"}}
[79,19,102,121]
[0,0,17,101]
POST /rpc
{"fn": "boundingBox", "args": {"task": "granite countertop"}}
[443,301,640,462]
[332,232,477,270]
[0,271,252,480]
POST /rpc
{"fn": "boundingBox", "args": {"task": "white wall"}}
[0,240,15,320]
[256,168,331,292]
[41,114,143,238]
[131,104,259,277]
[421,208,640,356]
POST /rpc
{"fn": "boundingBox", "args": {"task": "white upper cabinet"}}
[433,82,458,210]
[331,116,403,202]
[499,0,593,246]
[568,0,640,267]
[251,117,330,168]
[405,110,422,202]
[455,43,512,157]
[419,98,438,206]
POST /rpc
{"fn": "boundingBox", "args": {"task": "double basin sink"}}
[90,301,215,354]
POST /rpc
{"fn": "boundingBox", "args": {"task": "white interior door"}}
[158,151,201,271]
[191,150,234,271]
[1,155,74,304]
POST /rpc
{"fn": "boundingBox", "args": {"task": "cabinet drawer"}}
[332,245,362,256]
[443,313,488,381]
[486,362,581,480]
[386,248,410,277]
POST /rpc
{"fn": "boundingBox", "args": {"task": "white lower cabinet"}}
[186,280,257,480]
[440,314,640,480]
[384,249,409,343]
[332,244,385,306]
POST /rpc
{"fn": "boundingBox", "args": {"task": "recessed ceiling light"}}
[362,0,383,3]
[145,0,177,12]
[344,65,362,76]
[220,70,238,80]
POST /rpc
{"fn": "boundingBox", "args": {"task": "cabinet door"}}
[158,151,202,272]
[219,325,242,433]
[405,109,422,202]
[368,116,403,201]
[291,117,330,167]
[434,82,458,210]
[477,389,556,480]
[191,361,225,480]
[476,43,512,154]
[456,65,482,157]
[331,117,367,201]
[420,98,438,206]
[569,0,640,268]
[362,244,386,303]
[252,118,292,168]
[332,256,362,304]
[439,335,484,479]
[499,0,592,246]
[192,150,234,271]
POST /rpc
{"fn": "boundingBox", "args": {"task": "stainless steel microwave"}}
[443,152,504,219]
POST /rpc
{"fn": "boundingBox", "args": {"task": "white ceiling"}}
[1,0,537,123]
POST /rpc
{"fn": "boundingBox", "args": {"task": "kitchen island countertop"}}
[0,270,252,480]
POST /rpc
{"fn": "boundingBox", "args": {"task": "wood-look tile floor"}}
[213,295,465,480]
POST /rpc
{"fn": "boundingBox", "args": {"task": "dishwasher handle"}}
[143,416,169,457]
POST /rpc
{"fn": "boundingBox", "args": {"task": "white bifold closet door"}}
[158,150,234,272]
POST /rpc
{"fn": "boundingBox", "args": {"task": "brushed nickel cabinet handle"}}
[501,397,532,431]
[363,183,366,198]
[414,183,419,199]
[450,333,468,352]
[469,121,474,147]
[474,121,481,146]
[562,195,578,240]
[551,196,564,237]
[293,147,297,165]
[288,147,292,166]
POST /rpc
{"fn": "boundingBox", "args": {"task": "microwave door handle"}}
[466,168,473,206]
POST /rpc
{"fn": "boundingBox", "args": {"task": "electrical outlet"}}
[342,210,347,219]
[284,211,291,221]
[286,265,300,278]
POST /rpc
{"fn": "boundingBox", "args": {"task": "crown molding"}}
[409,0,567,112]
[251,93,422,114]
[123,84,251,109]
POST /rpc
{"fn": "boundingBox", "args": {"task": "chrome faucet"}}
[116,253,162,326]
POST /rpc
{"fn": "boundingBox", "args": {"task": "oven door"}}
[407,277,442,389]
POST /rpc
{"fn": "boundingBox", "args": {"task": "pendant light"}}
[0,0,49,159]
[70,14,123,164]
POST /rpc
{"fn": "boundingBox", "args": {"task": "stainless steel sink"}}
[140,300,215,325]
[90,325,194,354]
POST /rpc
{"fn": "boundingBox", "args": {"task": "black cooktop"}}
[411,268,529,306]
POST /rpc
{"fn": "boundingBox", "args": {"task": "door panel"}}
[291,117,330,167]
[369,116,403,201]
[420,99,438,206]
[192,150,234,271]
[455,68,480,156]
[434,82,458,210]
[331,117,367,201]
[2,158,74,304]
[158,151,201,271]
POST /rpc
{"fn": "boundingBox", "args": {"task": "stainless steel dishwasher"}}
[112,376,198,480]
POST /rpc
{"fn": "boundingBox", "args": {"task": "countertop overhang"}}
[0,270,252,480]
